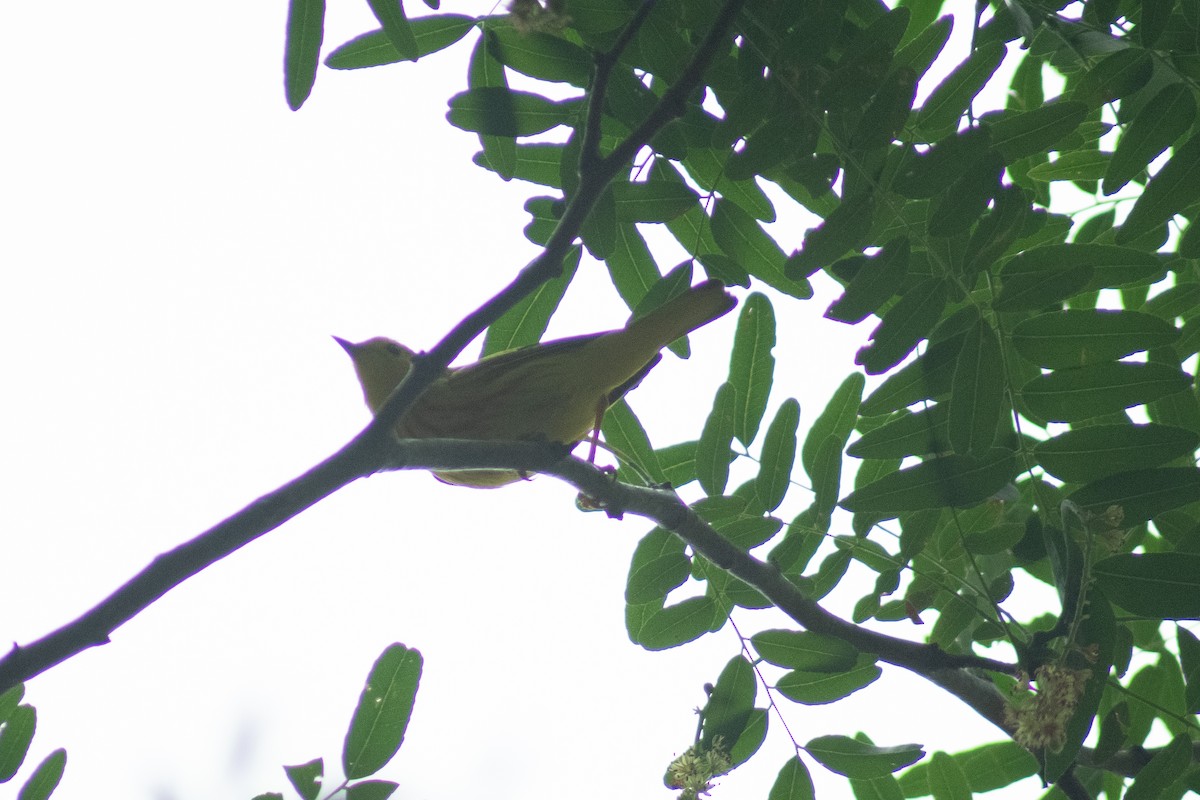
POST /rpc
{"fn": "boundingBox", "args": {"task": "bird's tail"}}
[624,279,737,354]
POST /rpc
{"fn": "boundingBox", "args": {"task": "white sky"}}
[0,3,1055,800]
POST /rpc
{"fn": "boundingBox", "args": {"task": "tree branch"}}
[543,456,1021,735]
[0,0,748,695]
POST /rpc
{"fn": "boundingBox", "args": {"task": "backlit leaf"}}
[1034,424,1199,483]
[1104,83,1196,195]
[446,87,581,136]
[1117,133,1200,244]
[840,450,1017,514]
[1021,362,1191,422]
[284,0,325,110]
[343,645,422,779]
[806,736,924,778]
[326,14,475,69]
[1096,552,1200,618]
[728,294,776,446]
[1066,467,1200,525]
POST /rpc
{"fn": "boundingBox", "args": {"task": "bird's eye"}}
[385,342,404,356]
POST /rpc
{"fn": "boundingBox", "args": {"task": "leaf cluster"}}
[235,0,1200,796]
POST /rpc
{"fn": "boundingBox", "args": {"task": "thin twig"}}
[580,0,661,173]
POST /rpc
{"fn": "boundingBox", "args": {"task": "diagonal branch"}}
[0,0,747,695]
[543,456,1020,734]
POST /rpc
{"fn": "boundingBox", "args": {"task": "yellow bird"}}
[336,280,736,487]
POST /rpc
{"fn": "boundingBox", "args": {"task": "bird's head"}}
[333,336,417,412]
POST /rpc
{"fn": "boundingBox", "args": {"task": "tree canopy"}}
[6,1,1200,799]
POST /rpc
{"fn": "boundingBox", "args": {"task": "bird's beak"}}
[332,336,356,354]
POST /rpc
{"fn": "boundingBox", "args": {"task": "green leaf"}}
[467,30,515,179]
[948,317,1004,454]
[1020,362,1192,423]
[1138,0,1172,45]
[711,200,799,291]
[1070,48,1153,108]
[446,87,581,136]
[852,66,918,149]
[1093,702,1130,763]
[0,687,23,725]
[1067,467,1200,525]
[927,151,1003,237]
[1147,282,1200,319]
[849,773,905,800]
[810,433,845,525]
[625,528,685,610]
[751,629,858,671]
[637,596,721,650]
[856,278,948,375]
[778,664,882,705]
[285,759,323,800]
[963,185,1031,275]
[482,247,579,354]
[604,223,660,311]
[1095,553,1200,618]
[1034,424,1199,483]
[343,644,423,779]
[683,146,776,221]
[912,42,1005,140]
[728,294,776,446]
[894,14,952,80]
[805,736,924,778]
[859,337,960,416]
[897,741,1037,795]
[840,450,1017,514]
[994,266,1091,312]
[697,382,737,496]
[581,183,616,259]
[488,28,590,86]
[711,516,783,550]
[787,195,875,278]
[1026,150,1110,181]
[612,181,698,223]
[326,14,475,68]
[893,127,992,199]
[985,101,1088,163]
[602,399,666,486]
[1011,309,1180,369]
[848,405,950,460]
[1124,733,1192,800]
[364,0,417,61]
[997,243,1159,311]
[284,0,326,110]
[345,780,399,800]
[0,705,35,782]
[1104,83,1196,195]
[657,441,701,487]
[727,708,768,768]
[561,0,634,32]
[768,756,816,800]
[1118,133,1200,244]
[17,748,66,800]
[756,399,800,512]
[826,237,910,324]
[926,751,971,800]
[702,656,757,748]
[802,373,865,484]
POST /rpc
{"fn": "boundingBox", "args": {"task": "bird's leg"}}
[585,399,606,465]
[576,399,620,514]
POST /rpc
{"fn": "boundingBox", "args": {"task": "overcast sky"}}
[0,3,1056,800]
